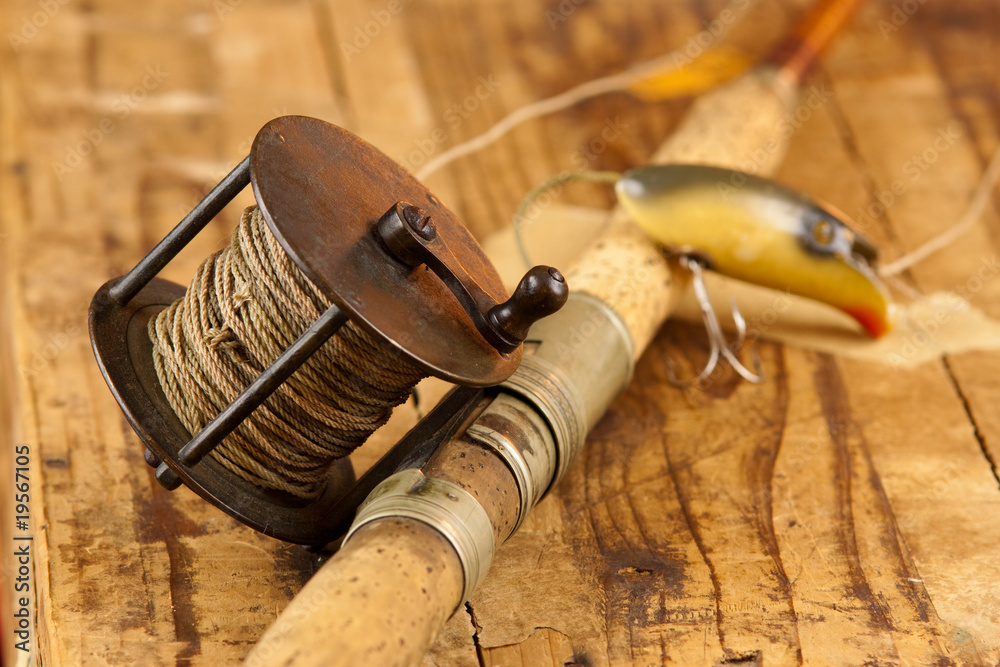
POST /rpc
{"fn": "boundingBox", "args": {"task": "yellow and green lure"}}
[615,164,895,338]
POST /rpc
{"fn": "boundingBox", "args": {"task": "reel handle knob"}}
[377,202,568,355]
[488,266,568,348]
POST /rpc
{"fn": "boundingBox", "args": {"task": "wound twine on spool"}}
[148,206,427,499]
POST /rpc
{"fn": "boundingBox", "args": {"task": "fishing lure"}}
[615,164,895,339]
[515,163,895,385]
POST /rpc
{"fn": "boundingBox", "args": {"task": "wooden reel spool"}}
[88,116,567,545]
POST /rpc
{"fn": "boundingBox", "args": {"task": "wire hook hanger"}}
[664,255,764,388]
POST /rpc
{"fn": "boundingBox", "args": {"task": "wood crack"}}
[467,600,486,667]
[942,356,1000,488]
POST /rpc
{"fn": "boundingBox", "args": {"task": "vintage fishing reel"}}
[89,116,567,545]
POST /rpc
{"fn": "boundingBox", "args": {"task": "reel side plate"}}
[251,116,520,386]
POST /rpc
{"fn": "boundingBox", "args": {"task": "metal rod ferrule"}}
[463,393,556,533]
[110,156,251,305]
[500,292,634,490]
[178,302,349,466]
[344,468,495,608]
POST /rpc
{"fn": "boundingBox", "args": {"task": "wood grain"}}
[2,0,999,666]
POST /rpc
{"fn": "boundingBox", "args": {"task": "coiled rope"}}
[149,206,426,499]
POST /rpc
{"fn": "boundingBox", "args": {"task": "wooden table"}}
[2,0,999,664]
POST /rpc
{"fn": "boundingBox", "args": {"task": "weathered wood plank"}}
[2,0,999,665]
[818,6,1000,662]
[480,627,577,667]
[909,0,1000,500]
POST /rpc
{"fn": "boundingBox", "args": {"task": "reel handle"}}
[377,202,569,353]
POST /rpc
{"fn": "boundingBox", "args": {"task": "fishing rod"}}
[86,0,884,665]
[240,1,882,664]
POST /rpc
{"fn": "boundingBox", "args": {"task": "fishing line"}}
[513,141,1000,304]
[415,6,752,181]
[880,143,1000,279]
[512,169,621,268]
[149,206,426,499]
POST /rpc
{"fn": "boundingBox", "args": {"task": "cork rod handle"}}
[246,519,465,667]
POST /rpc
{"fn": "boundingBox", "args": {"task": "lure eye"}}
[801,213,851,257]
[812,219,835,246]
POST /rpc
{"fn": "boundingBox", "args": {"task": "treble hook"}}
[664,255,764,388]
